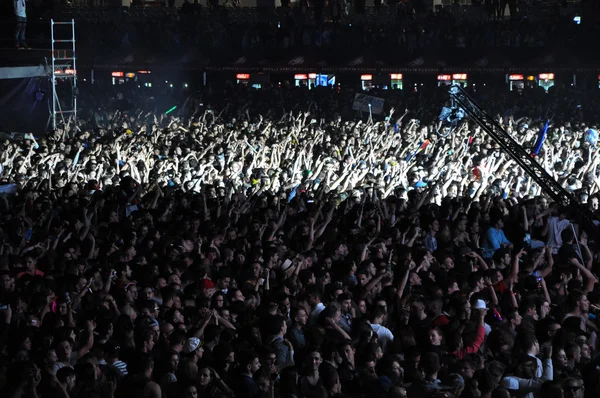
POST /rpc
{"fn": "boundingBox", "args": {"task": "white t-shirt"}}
[546,216,570,254]
[308,302,325,326]
[14,0,26,18]
[370,323,394,350]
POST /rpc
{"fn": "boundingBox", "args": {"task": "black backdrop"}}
[0,76,50,135]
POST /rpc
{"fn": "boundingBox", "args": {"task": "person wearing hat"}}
[182,337,204,359]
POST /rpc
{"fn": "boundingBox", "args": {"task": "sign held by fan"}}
[352,94,384,115]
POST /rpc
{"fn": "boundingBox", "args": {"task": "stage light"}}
[35,90,45,102]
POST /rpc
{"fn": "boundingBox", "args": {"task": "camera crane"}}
[448,84,572,207]
[447,84,598,239]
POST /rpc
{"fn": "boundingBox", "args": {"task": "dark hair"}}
[269,315,287,335]
[419,352,441,375]
[239,351,259,368]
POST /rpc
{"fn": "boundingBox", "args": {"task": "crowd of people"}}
[0,80,600,398]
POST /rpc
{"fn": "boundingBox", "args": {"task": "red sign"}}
[111,71,124,77]
[390,74,403,79]
[294,74,307,80]
[361,74,373,81]
[539,73,554,80]
[437,75,452,81]
[236,73,250,80]
[452,74,467,80]
[509,74,524,81]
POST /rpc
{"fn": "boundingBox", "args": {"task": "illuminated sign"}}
[361,74,373,81]
[294,74,308,80]
[438,75,452,81]
[390,74,403,80]
[137,70,151,74]
[125,73,136,78]
[509,74,524,81]
[452,74,468,80]
[111,71,124,77]
[538,73,554,80]
[308,73,317,79]
[236,73,250,80]
[55,69,63,74]
[527,76,536,81]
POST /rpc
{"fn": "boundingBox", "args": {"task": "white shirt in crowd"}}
[308,302,326,326]
[370,323,394,351]
[14,0,26,17]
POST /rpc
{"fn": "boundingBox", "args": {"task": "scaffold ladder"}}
[50,19,77,132]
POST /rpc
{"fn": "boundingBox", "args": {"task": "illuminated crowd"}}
[0,81,598,398]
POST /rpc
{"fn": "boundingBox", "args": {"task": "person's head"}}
[182,384,198,398]
[515,356,537,379]
[371,306,387,324]
[23,255,37,272]
[520,333,540,356]
[165,350,180,372]
[56,367,77,391]
[580,343,591,361]
[270,315,287,337]
[429,219,440,233]
[137,329,155,353]
[198,367,212,386]
[491,388,511,398]
[419,352,441,379]
[459,358,475,379]
[562,377,585,398]
[291,307,308,327]
[338,293,352,314]
[411,296,426,316]
[568,290,589,314]
[506,308,523,328]
[339,342,355,364]
[491,216,504,229]
[306,285,322,306]
[54,338,73,361]
[554,347,568,368]
[561,228,575,245]
[356,269,369,287]
[240,352,261,376]
[429,327,444,347]
[538,299,551,320]
[565,342,582,364]
[305,349,323,371]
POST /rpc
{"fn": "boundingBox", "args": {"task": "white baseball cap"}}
[473,299,487,310]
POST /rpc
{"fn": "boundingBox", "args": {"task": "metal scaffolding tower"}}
[49,19,77,131]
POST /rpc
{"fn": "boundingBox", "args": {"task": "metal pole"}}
[50,19,56,130]
[72,19,77,129]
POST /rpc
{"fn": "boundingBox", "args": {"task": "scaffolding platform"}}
[0,19,77,133]
[0,48,51,67]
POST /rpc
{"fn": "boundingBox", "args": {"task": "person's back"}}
[234,374,259,398]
